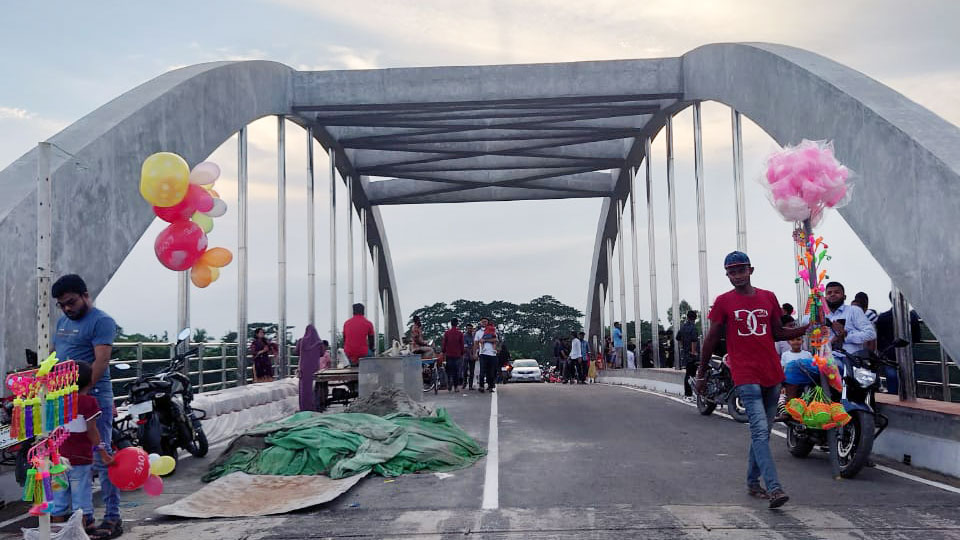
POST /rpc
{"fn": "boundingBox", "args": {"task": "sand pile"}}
[344,387,434,417]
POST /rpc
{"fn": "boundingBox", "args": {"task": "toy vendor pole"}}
[762,139,855,480]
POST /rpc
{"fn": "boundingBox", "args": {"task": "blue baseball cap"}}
[724,251,751,268]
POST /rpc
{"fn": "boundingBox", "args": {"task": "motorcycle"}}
[784,339,908,478]
[691,355,749,423]
[119,328,208,464]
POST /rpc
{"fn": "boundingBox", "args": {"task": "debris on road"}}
[344,387,434,417]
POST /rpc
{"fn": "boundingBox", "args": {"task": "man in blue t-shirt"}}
[51,274,122,537]
[612,322,624,369]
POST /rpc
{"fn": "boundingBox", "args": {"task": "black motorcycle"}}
[691,355,749,423]
[784,339,908,478]
[119,328,208,463]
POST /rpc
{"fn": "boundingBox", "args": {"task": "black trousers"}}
[463,356,476,387]
[479,354,498,389]
[564,358,581,382]
[683,355,698,396]
[580,359,589,382]
[445,356,462,389]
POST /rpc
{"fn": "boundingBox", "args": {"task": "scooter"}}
[119,328,208,464]
[784,339,908,478]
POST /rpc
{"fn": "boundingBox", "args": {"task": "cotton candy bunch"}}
[762,140,853,224]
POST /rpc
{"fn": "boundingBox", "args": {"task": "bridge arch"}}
[585,43,960,364]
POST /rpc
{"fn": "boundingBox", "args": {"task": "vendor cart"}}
[313,367,359,411]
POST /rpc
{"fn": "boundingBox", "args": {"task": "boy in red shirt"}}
[696,251,807,509]
[343,303,375,366]
[51,362,114,530]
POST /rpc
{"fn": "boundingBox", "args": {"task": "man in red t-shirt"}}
[343,303,375,366]
[696,251,807,509]
[441,318,465,392]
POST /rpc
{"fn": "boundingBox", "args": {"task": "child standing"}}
[50,362,114,532]
[780,335,817,411]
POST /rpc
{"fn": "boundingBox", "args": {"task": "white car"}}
[510,359,543,382]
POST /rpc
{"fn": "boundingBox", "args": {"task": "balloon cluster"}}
[762,139,854,225]
[107,447,176,495]
[139,153,232,287]
[786,387,850,429]
[794,229,843,393]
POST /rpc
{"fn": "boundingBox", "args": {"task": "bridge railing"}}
[109,342,300,404]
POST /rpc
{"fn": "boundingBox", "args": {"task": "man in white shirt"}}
[824,282,877,356]
[474,317,499,393]
[567,331,582,384]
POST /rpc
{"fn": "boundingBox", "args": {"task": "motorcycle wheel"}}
[786,425,814,458]
[726,393,749,423]
[838,411,875,479]
[696,393,716,416]
[184,427,209,458]
[112,427,134,451]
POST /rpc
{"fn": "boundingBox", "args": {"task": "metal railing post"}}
[941,347,952,402]
[136,343,143,379]
[197,343,205,393]
[221,343,227,388]
[892,283,917,401]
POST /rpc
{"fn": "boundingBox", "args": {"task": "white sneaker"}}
[683,396,696,403]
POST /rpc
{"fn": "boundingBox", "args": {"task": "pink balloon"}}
[154,221,208,271]
[143,474,164,496]
[153,184,214,223]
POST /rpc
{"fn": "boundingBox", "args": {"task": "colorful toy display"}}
[139,153,233,288]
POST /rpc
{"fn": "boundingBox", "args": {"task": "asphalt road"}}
[8,382,960,539]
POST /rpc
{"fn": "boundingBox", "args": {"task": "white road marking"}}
[600,382,960,495]
[481,390,499,510]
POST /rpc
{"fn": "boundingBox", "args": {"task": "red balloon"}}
[153,184,214,223]
[154,221,208,271]
[108,447,151,491]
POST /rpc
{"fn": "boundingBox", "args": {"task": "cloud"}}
[0,107,33,120]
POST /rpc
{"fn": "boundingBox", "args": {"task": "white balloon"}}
[189,161,220,185]
[148,453,161,466]
[205,198,227,217]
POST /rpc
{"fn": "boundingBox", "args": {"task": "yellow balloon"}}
[191,212,214,233]
[209,266,220,283]
[140,153,190,207]
[151,455,176,476]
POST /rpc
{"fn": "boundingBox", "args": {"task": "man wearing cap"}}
[696,251,808,509]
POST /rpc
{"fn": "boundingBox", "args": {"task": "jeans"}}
[462,357,476,387]
[737,383,782,492]
[91,380,120,521]
[50,464,94,518]
[479,354,498,390]
[445,356,462,389]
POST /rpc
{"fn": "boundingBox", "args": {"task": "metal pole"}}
[891,283,917,401]
[178,272,190,376]
[329,152,338,351]
[628,166,643,363]
[606,238,615,366]
[237,127,249,385]
[306,127,316,327]
[731,109,747,251]
[373,245,380,354]
[617,199,628,367]
[644,138,661,368]
[277,116,288,377]
[383,293,390,357]
[36,142,52,362]
[693,104,710,336]
[666,116,680,369]
[941,347,951,403]
[347,175,355,311]
[598,284,606,360]
[361,208,368,310]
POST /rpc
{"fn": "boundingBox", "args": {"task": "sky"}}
[2,1,959,342]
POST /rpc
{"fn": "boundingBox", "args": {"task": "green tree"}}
[192,328,210,343]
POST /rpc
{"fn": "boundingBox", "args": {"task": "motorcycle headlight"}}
[853,367,876,388]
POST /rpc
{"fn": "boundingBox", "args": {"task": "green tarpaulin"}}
[203,408,485,482]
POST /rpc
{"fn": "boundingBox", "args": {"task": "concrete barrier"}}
[598,368,960,479]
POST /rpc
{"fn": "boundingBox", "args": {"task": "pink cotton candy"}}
[760,139,855,223]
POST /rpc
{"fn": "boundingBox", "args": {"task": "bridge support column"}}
[347,175,355,310]
[617,200,628,367]
[629,167,643,361]
[373,245,380,354]
[277,116,288,377]
[644,138,661,368]
[731,109,747,252]
[666,116,680,369]
[361,208,368,311]
[693,103,710,336]
[892,283,917,401]
[606,239,615,364]
[306,128,316,327]
[237,127,249,385]
[329,152,338,351]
